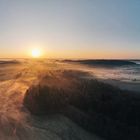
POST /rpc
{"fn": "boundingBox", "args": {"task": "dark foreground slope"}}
[24,70,140,140]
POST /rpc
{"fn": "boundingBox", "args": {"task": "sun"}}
[31,49,42,58]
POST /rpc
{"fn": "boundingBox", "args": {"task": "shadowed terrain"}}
[24,70,140,140]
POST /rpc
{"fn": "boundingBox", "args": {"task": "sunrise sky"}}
[0,0,140,59]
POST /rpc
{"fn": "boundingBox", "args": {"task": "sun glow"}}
[31,49,42,58]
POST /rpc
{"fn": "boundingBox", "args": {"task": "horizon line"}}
[0,57,140,60]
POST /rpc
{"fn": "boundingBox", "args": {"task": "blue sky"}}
[0,0,140,58]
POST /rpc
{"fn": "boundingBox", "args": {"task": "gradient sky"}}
[0,0,140,59]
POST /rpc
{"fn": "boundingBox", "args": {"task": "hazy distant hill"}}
[63,59,137,67]
[0,60,20,65]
